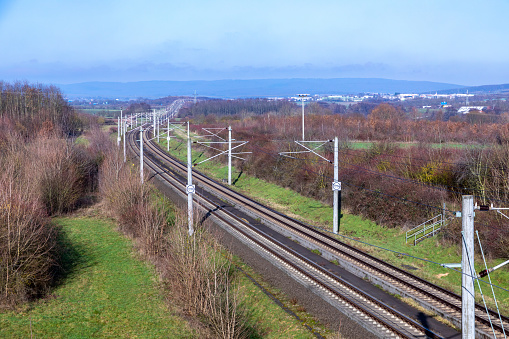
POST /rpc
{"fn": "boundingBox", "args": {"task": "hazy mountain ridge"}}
[59,78,466,99]
[434,83,509,95]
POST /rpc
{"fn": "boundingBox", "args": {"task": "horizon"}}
[1,0,509,86]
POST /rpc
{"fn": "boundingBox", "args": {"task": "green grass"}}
[348,141,483,149]
[0,217,195,338]
[158,133,509,316]
[78,108,121,117]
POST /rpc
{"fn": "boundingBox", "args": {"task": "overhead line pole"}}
[140,125,144,184]
[117,114,121,147]
[298,94,309,141]
[461,195,475,339]
[167,118,170,152]
[228,126,232,185]
[123,110,126,163]
[333,137,341,234]
[187,121,195,236]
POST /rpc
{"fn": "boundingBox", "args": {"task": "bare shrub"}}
[0,174,57,307]
[21,134,97,215]
[99,148,152,237]
[136,200,167,257]
[204,258,248,339]
[162,215,248,338]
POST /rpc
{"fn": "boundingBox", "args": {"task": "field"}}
[348,141,480,149]
[77,108,121,117]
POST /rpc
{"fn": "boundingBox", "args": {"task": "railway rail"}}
[127,125,507,338]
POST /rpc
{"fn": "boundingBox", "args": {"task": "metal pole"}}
[301,97,305,141]
[228,126,232,185]
[122,110,126,163]
[461,195,475,339]
[167,119,170,152]
[333,137,340,234]
[153,109,156,137]
[187,122,194,236]
[117,115,121,147]
[157,115,160,143]
[140,126,144,184]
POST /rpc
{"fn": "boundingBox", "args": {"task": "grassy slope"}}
[0,217,194,338]
[159,135,509,316]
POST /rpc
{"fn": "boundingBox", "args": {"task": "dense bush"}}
[25,135,98,214]
[0,132,58,307]
[0,85,104,307]
[0,174,58,307]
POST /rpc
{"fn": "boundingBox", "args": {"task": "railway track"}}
[127,125,507,338]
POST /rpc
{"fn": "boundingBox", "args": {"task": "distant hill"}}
[434,83,509,95]
[59,78,464,99]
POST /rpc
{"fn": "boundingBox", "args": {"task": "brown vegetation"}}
[0,82,102,308]
[189,101,509,258]
[0,81,82,137]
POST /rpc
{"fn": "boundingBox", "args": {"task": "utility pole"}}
[462,195,475,339]
[140,126,144,184]
[117,114,121,147]
[167,118,170,152]
[122,110,126,163]
[298,94,309,141]
[157,114,160,143]
[187,122,195,236]
[279,138,340,233]
[333,137,341,234]
[228,126,232,185]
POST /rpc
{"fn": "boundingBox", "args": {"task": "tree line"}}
[0,81,82,137]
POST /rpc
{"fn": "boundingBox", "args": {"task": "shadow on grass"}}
[192,151,205,164]
[51,224,93,288]
[232,170,243,186]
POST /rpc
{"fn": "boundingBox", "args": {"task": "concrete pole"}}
[333,137,340,234]
[461,195,475,339]
[187,122,194,236]
[228,126,232,185]
[140,126,144,184]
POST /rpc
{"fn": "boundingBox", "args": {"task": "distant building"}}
[457,106,486,114]
[397,93,419,100]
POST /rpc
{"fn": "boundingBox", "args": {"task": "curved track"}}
[127,125,507,338]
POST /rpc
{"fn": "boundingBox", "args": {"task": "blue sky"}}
[0,0,508,85]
